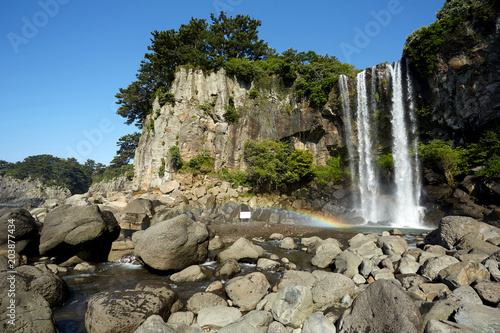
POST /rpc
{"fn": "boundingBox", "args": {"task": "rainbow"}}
[253,206,352,229]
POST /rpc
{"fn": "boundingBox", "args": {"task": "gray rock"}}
[85,290,171,333]
[334,251,361,278]
[302,312,337,333]
[257,258,280,270]
[438,262,490,288]
[484,260,500,282]
[225,272,270,311]
[274,270,316,292]
[167,311,195,325]
[134,315,177,333]
[268,321,293,333]
[456,233,500,255]
[424,319,478,333]
[186,292,227,314]
[170,265,211,283]
[119,198,153,230]
[359,259,374,278]
[217,237,265,263]
[435,216,481,249]
[452,284,483,305]
[279,237,297,250]
[338,280,423,333]
[454,303,500,333]
[214,259,241,279]
[311,249,340,268]
[0,208,38,254]
[395,274,429,290]
[28,270,69,308]
[160,180,180,194]
[196,306,242,330]
[217,310,273,333]
[420,299,462,327]
[399,256,421,274]
[134,214,208,271]
[377,236,408,256]
[271,285,314,328]
[134,280,181,313]
[311,272,355,310]
[420,255,460,281]
[40,204,120,262]
[208,235,224,250]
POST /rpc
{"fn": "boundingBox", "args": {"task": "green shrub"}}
[153,86,175,106]
[180,149,214,174]
[215,168,248,186]
[223,96,239,123]
[419,139,467,183]
[477,154,500,178]
[377,153,394,172]
[168,146,183,170]
[312,156,346,185]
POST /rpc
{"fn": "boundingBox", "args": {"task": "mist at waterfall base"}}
[339,59,426,229]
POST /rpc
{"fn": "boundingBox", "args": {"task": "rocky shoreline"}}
[1,195,500,332]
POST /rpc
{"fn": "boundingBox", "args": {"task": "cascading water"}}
[339,60,423,227]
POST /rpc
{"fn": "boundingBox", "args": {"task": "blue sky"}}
[0,0,444,165]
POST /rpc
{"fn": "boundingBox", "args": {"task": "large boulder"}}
[454,303,500,333]
[39,204,120,263]
[420,255,460,281]
[334,251,362,278]
[217,237,266,263]
[134,214,209,271]
[134,280,182,313]
[434,216,480,249]
[271,285,314,328]
[225,272,270,311]
[311,272,355,310]
[118,198,154,230]
[0,208,39,255]
[377,236,408,256]
[337,279,423,333]
[274,270,316,292]
[438,262,490,288]
[85,290,171,333]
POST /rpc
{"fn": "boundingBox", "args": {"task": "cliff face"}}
[0,176,71,207]
[412,16,500,141]
[133,68,343,190]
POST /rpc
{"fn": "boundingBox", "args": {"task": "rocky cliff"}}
[133,68,343,190]
[410,16,500,141]
[0,176,71,207]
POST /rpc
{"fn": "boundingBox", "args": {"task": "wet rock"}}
[338,279,422,333]
[302,312,336,333]
[217,237,265,263]
[454,303,500,333]
[170,265,211,283]
[186,292,227,314]
[257,258,280,270]
[214,259,241,279]
[424,319,478,333]
[134,214,208,271]
[134,280,182,313]
[196,306,242,330]
[134,315,177,333]
[271,285,314,328]
[225,272,270,311]
[438,262,490,288]
[420,255,460,281]
[85,290,171,333]
[311,272,355,310]
[217,310,273,333]
[74,262,97,273]
[39,204,120,263]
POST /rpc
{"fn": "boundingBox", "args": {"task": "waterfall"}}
[339,60,423,227]
[355,71,379,222]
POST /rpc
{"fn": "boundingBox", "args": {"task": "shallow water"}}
[52,226,426,333]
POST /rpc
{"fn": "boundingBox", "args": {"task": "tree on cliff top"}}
[116,12,271,128]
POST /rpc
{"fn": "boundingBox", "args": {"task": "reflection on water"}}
[53,226,425,333]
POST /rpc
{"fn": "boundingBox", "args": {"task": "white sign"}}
[239,211,251,219]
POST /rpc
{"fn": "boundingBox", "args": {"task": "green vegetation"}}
[404,0,499,77]
[312,156,346,185]
[168,146,183,170]
[377,152,394,172]
[223,96,239,123]
[0,155,101,194]
[180,149,215,174]
[215,168,248,186]
[418,129,500,183]
[110,132,141,166]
